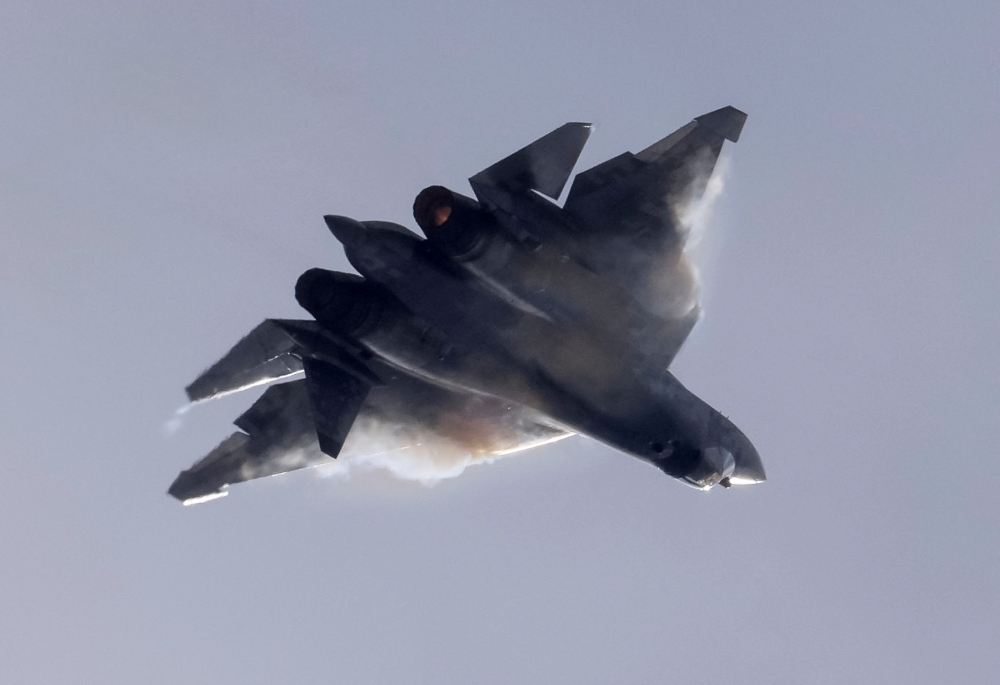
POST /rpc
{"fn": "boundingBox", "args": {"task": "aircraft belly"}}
[174,106,762,502]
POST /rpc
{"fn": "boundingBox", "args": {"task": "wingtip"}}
[695,106,748,143]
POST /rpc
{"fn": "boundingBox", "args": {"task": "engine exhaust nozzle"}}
[295,268,386,337]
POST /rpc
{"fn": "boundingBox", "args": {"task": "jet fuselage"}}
[317,206,760,489]
[173,106,765,503]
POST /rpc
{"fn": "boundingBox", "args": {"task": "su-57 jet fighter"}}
[170,106,764,505]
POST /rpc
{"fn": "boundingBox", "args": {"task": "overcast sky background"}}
[1,1,997,683]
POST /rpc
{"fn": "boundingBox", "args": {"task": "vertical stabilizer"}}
[469,122,592,200]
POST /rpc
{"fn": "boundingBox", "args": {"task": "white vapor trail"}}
[163,404,192,437]
[316,414,571,485]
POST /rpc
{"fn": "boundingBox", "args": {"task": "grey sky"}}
[1,1,997,683]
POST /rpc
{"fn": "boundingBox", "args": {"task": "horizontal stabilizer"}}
[185,320,313,403]
[470,122,591,200]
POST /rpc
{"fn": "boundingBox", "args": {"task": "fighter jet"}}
[169,106,765,505]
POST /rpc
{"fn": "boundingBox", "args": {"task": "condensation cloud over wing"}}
[170,375,572,503]
[560,108,743,368]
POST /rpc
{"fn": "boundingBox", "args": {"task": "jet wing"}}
[554,107,746,366]
[169,380,331,504]
[170,370,571,504]
[563,106,746,250]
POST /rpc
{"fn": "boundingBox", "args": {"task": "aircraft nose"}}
[729,443,767,485]
[324,215,366,246]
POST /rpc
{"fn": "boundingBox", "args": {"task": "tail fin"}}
[469,122,591,200]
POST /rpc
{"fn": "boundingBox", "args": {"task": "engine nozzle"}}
[413,185,495,260]
[295,268,387,337]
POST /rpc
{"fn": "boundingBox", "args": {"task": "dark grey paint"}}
[173,107,763,502]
